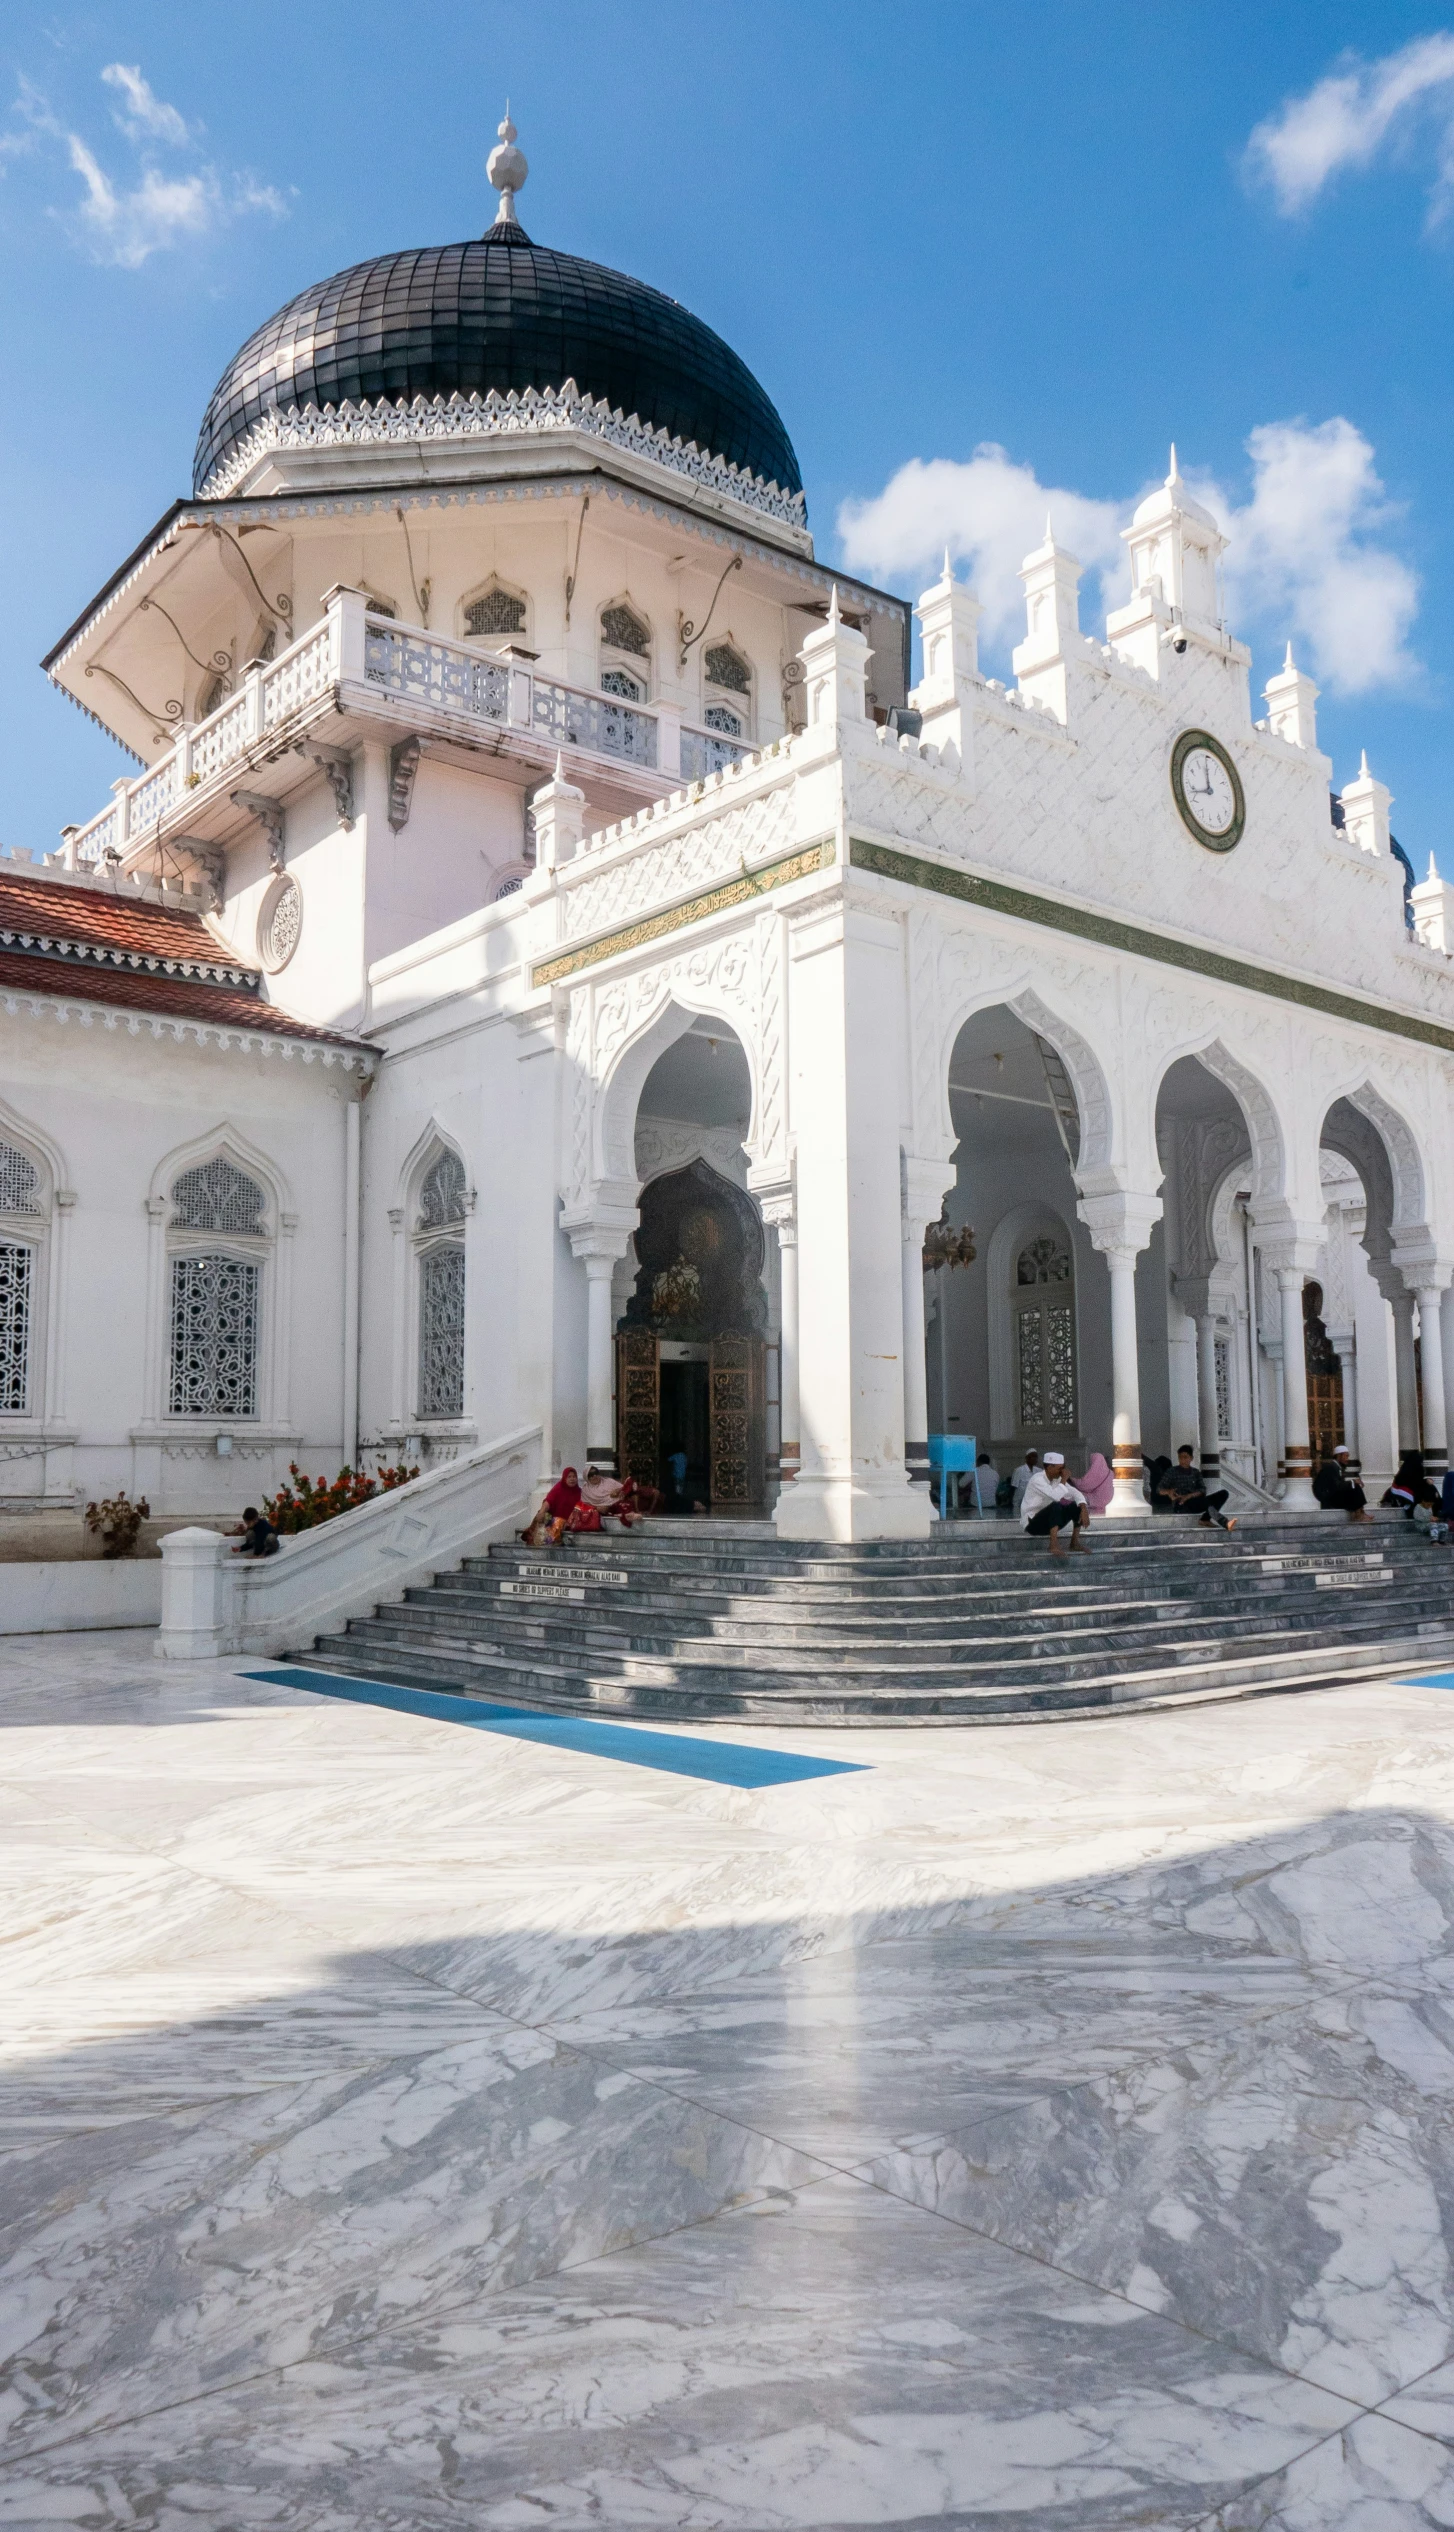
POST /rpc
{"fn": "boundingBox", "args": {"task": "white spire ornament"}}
[487,107,528,230]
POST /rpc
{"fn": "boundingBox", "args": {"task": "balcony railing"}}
[66,589,749,867]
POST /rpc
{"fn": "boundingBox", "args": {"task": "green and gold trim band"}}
[849,837,1454,1059]
[533,837,834,987]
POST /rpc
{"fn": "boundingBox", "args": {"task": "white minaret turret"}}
[1012,515,1093,721]
[1107,445,1243,681]
[487,106,528,229]
[909,551,981,781]
[800,585,871,736]
[1262,642,1320,751]
[1412,853,1454,953]
[1339,750,1393,860]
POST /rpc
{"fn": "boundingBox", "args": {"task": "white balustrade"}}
[67,586,749,868]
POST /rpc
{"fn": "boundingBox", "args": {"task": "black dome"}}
[193,227,802,500]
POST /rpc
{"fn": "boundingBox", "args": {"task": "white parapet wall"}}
[0,1560,163,1635]
[156,1425,542,1660]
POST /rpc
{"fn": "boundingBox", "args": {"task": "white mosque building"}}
[6,115,1454,1539]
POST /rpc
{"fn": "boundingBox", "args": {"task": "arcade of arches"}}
[601,1000,1443,1518]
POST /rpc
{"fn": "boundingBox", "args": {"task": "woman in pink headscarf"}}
[1077,1452,1114,1514]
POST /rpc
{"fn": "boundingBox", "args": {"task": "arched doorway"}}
[1302,1281,1345,1464]
[614,1017,771,1511]
[1011,1224,1078,1437]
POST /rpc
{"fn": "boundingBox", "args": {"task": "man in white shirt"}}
[1009,1450,1039,1518]
[1020,1450,1090,1556]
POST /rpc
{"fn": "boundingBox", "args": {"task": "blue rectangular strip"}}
[247,1666,866,1788]
[1397,1670,1454,1692]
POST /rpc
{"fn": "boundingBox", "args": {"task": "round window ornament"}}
[258,874,302,971]
[1171,729,1245,852]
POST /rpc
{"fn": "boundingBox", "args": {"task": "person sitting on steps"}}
[1157,1445,1237,1531]
[1010,1448,1040,1520]
[1020,1450,1091,1556]
[1314,1444,1370,1520]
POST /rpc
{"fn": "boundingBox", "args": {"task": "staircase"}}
[294,1513,1454,1727]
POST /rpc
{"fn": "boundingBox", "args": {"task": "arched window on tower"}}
[167,1158,268,1418]
[1014,1231,1077,1434]
[0,1138,44,1415]
[463,582,529,644]
[599,600,651,703]
[415,1149,468,1420]
[703,640,752,741]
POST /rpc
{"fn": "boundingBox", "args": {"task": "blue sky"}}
[3,2,1453,872]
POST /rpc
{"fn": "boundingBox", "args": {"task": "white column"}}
[775,901,926,1541]
[1079,1192,1161,1517]
[342,1101,361,1467]
[1441,1287,1454,1468]
[1332,1336,1358,1465]
[1276,1268,1316,1507]
[1195,1314,1220,1476]
[901,1220,932,1500]
[774,1213,800,1485]
[1107,1252,1144,1512]
[1417,1286,1449,1474]
[1392,1292,1420,1455]
[583,1255,619,1468]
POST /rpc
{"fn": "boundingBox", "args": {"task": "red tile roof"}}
[0,867,256,979]
[0,950,367,1049]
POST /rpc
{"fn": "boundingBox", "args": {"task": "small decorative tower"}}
[1012,517,1093,722]
[910,553,981,779]
[800,586,871,735]
[1107,447,1239,679]
[1339,751,1393,860]
[486,107,528,229]
[1263,644,1319,751]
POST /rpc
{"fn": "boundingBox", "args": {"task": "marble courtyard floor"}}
[12,1640,1454,2525]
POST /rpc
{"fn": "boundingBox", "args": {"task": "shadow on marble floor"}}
[10,1650,1454,2522]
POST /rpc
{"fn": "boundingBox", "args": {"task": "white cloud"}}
[836,418,1418,699]
[101,63,192,149]
[837,447,1128,651]
[1246,33,1454,220]
[1,64,287,265]
[1215,419,1420,696]
[67,134,219,267]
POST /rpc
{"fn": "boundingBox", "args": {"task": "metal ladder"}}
[1034,1034,1081,1166]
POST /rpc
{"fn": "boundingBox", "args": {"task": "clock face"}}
[1171,729,1246,852]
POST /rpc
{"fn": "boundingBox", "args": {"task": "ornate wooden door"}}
[616,1330,659,1485]
[710,1333,764,1507]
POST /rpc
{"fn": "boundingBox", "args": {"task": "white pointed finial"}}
[553,750,565,783]
[1168,442,1181,485]
[486,105,529,229]
[1283,641,1295,672]
[942,546,953,583]
[1044,511,1054,544]
[1360,748,1371,778]
[1430,852,1439,883]
[828,583,842,628]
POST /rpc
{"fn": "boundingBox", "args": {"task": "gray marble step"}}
[294,1516,1454,1727]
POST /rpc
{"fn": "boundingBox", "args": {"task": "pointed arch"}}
[1150,1034,1286,1207]
[936,978,1117,1180]
[148,1123,292,1427]
[392,1120,473,1435]
[593,980,760,1201]
[0,1098,66,1430]
[1340,1081,1429,1243]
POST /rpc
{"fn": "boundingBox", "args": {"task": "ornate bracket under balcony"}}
[231,789,286,873]
[388,735,422,834]
[303,744,355,830]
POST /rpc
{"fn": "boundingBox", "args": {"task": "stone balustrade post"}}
[654,701,682,780]
[157,1527,235,1660]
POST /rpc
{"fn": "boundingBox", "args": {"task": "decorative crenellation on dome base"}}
[198,378,809,527]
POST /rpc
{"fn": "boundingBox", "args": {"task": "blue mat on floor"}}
[1398,1670,1454,1692]
[248,1666,867,1788]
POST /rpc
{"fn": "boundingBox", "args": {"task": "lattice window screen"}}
[0,1142,41,1215]
[419,1151,467,1229]
[1215,1337,1231,1441]
[465,588,527,638]
[418,1244,465,1417]
[703,643,750,694]
[171,1159,266,1235]
[168,1254,259,1416]
[704,704,744,736]
[600,604,649,657]
[0,1242,33,1412]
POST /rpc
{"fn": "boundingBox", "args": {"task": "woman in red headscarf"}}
[520,1467,590,1547]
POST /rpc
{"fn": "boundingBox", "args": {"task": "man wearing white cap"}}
[1019,1450,1090,1555]
[1313,1442,1369,1521]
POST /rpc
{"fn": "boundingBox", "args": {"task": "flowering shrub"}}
[262,1460,420,1536]
[85,1492,150,1558]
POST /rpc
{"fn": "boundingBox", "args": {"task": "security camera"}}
[1160,622,1189,655]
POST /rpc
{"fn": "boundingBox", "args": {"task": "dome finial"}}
[487,104,529,231]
